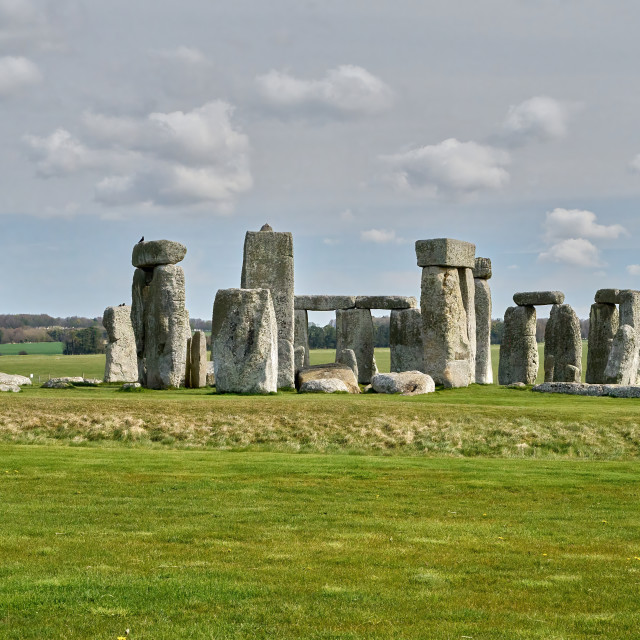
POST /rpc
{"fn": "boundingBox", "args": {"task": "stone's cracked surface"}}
[390,308,424,373]
[498,305,538,385]
[474,278,493,384]
[241,229,294,388]
[294,295,356,311]
[513,291,565,306]
[336,308,375,384]
[188,330,207,388]
[0,372,31,387]
[132,240,187,269]
[299,378,351,394]
[336,348,359,382]
[544,304,582,383]
[103,305,138,383]
[533,382,640,398]
[472,257,492,280]
[459,267,476,384]
[212,288,278,394]
[371,371,435,395]
[415,238,476,268]
[293,309,310,368]
[420,265,472,388]
[355,296,417,310]
[604,324,639,385]
[295,363,360,394]
[586,303,618,383]
[594,288,620,304]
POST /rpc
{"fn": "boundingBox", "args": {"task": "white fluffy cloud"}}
[501,96,573,146]
[543,208,627,242]
[0,55,40,96]
[539,237,603,267]
[0,0,62,53]
[627,264,640,276]
[256,64,394,117]
[151,46,209,66]
[360,228,403,244]
[380,138,510,197]
[25,101,252,210]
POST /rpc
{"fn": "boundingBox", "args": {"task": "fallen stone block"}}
[299,378,350,394]
[295,363,360,394]
[371,371,435,395]
[0,373,31,386]
[0,384,20,392]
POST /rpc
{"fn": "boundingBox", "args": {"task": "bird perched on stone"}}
[138,236,144,243]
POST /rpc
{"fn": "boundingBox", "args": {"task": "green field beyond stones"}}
[1,446,639,639]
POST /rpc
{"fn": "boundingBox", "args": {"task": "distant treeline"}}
[0,314,101,330]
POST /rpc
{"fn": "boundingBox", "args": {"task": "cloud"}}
[538,238,604,267]
[629,154,640,174]
[0,0,63,53]
[256,64,394,117]
[0,55,40,96]
[150,46,209,66]
[627,264,640,276]
[500,96,573,146]
[543,208,627,241]
[380,138,510,197]
[26,101,252,210]
[360,228,403,244]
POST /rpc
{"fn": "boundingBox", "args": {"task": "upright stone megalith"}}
[390,308,424,373]
[498,306,538,385]
[586,302,618,383]
[188,330,208,388]
[294,309,310,369]
[416,238,475,388]
[241,225,294,388]
[473,258,493,384]
[544,304,582,383]
[604,290,640,384]
[211,288,278,394]
[103,305,138,383]
[335,308,374,384]
[459,267,476,382]
[131,240,190,389]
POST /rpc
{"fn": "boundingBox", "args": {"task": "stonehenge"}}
[131,240,191,389]
[103,305,137,383]
[544,304,582,383]
[187,330,208,388]
[389,308,424,373]
[473,258,493,384]
[499,305,538,385]
[335,308,375,384]
[416,238,476,388]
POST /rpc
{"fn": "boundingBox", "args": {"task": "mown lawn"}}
[1,445,639,639]
[0,342,63,356]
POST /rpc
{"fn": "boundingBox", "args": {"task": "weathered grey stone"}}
[472,257,492,280]
[122,382,142,390]
[336,348,359,382]
[604,324,639,385]
[295,363,360,394]
[135,264,190,389]
[299,378,350,394]
[0,384,20,392]
[513,291,565,306]
[459,267,476,383]
[532,382,640,398]
[371,371,435,395]
[603,385,640,398]
[355,296,417,310]
[42,379,74,389]
[132,239,187,268]
[206,362,215,387]
[474,278,493,384]
[294,295,356,311]
[586,303,618,383]
[390,308,424,373]
[103,305,138,383]
[211,288,278,394]
[618,290,640,328]
[544,304,582,383]
[42,376,100,388]
[293,309,310,368]
[415,238,476,268]
[0,372,31,386]
[335,308,375,384]
[294,346,306,373]
[241,228,294,388]
[498,305,538,385]
[188,330,207,388]
[420,266,472,388]
[595,288,620,304]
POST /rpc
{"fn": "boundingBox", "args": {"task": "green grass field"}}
[0,341,63,356]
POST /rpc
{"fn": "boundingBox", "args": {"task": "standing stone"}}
[498,306,538,385]
[544,304,582,383]
[586,303,618,383]
[294,309,310,368]
[189,330,207,388]
[335,308,374,384]
[211,288,278,394]
[604,325,639,385]
[142,264,190,389]
[103,305,138,383]
[241,227,294,388]
[336,348,359,382]
[420,266,472,388]
[474,278,493,384]
[459,267,476,383]
[294,346,306,373]
[389,308,424,373]
[131,267,151,380]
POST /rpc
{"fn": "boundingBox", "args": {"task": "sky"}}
[3,0,640,324]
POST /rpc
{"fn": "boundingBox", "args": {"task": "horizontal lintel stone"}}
[294,295,356,311]
[355,296,417,310]
[472,257,492,279]
[513,291,565,306]
[415,238,476,268]
[132,240,187,268]
[594,288,620,304]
